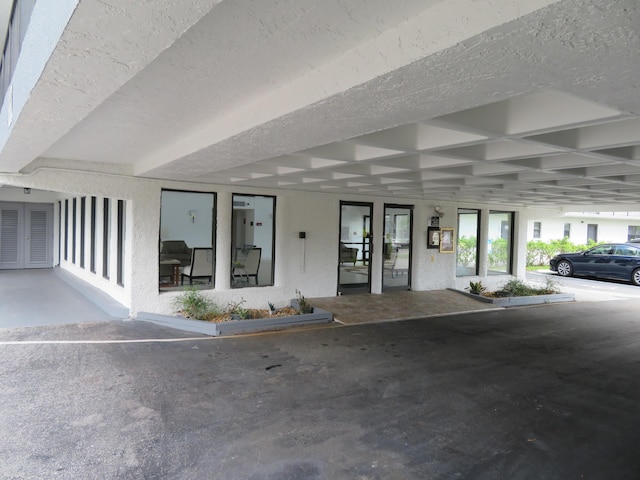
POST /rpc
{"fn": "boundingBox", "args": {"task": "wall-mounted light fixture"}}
[23,188,31,194]
[434,205,444,218]
[189,210,197,223]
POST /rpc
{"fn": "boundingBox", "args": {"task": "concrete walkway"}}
[0,268,127,329]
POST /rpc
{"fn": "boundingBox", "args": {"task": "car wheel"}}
[632,268,640,286]
[556,260,573,277]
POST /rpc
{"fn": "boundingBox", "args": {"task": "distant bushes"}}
[526,238,601,266]
[460,235,604,267]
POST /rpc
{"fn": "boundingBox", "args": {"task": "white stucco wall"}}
[1,167,532,316]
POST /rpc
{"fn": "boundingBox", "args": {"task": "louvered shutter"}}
[0,207,21,267]
[25,205,53,268]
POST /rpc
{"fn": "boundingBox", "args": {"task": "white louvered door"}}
[25,204,53,268]
[0,203,23,269]
[0,202,53,269]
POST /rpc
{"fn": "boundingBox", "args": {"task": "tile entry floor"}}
[310,289,500,325]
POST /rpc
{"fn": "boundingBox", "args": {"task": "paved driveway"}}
[1,301,640,479]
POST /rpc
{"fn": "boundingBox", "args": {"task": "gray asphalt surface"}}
[1,301,640,479]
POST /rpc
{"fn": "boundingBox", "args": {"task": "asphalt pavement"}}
[1,300,640,479]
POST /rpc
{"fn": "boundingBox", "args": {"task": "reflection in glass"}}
[383,205,412,291]
[457,209,480,276]
[488,211,513,274]
[231,194,275,288]
[159,190,214,290]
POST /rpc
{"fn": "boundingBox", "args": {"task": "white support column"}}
[512,211,528,279]
[478,208,490,277]
[370,199,384,295]
[215,192,232,290]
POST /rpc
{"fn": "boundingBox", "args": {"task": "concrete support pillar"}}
[513,211,528,279]
[478,208,490,277]
[216,192,232,290]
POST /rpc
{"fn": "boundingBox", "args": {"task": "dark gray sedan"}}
[550,243,640,286]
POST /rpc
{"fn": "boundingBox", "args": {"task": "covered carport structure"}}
[0,0,638,314]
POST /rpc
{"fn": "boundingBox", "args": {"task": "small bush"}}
[482,278,562,297]
[295,289,313,314]
[500,278,533,296]
[174,289,302,322]
[173,288,218,320]
[467,281,486,294]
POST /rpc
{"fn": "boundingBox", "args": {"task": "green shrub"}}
[295,289,313,314]
[226,298,252,319]
[173,288,219,320]
[526,238,603,267]
[497,277,561,296]
[467,280,486,294]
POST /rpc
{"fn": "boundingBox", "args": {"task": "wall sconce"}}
[188,210,197,223]
[23,188,31,194]
[434,205,444,218]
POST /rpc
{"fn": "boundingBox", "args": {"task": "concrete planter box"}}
[137,303,333,337]
[449,288,575,307]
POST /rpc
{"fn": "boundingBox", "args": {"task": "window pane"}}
[232,194,275,288]
[117,200,125,287]
[488,211,513,275]
[80,197,86,268]
[533,221,541,239]
[103,198,110,279]
[160,190,215,290]
[457,209,479,276]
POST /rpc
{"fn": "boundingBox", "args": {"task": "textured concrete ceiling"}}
[4,0,640,208]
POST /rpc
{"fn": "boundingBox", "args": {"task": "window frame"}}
[488,210,515,275]
[456,208,481,277]
[231,193,276,289]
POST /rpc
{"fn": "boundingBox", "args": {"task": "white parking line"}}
[0,337,218,345]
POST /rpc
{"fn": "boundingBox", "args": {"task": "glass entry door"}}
[382,204,412,291]
[338,201,372,294]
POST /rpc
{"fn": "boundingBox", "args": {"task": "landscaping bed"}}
[137,289,333,336]
[451,278,575,307]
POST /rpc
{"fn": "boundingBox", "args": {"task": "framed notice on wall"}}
[439,228,455,253]
[427,227,440,249]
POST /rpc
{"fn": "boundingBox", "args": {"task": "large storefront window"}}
[159,190,215,290]
[231,194,275,288]
[488,211,514,275]
[457,209,480,276]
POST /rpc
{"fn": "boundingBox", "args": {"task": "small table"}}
[160,259,181,286]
